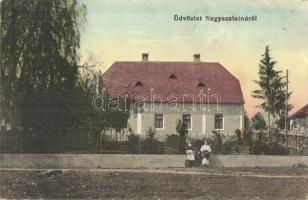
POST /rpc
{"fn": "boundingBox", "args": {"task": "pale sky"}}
[80,0,308,117]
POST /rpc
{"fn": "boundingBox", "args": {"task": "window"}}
[197,82,205,87]
[155,114,164,129]
[214,114,223,129]
[135,81,143,87]
[183,114,191,130]
[168,74,177,79]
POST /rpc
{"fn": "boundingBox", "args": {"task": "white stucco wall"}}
[126,103,244,139]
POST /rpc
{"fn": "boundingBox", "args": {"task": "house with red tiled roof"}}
[101,53,245,139]
[290,104,308,135]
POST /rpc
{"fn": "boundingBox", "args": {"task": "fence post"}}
[177,135,179,154]
[138,136,141,154]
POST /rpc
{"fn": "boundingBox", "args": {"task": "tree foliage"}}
[251,112,266,131]
[252,46,291,131]
[1,0,86,132]
[0,0,129,137]
[175,120,188,154]
[176,119,188,137]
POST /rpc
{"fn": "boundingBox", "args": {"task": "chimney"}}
[142,53,148,62]
[193,54,200,62]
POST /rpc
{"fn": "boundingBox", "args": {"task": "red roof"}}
[290,104,308,119]
[101,61,244,104]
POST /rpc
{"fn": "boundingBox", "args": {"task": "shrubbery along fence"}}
[0,130,186,154]
[0,130,293,155]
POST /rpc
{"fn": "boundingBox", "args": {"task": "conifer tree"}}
[252,46,291,138]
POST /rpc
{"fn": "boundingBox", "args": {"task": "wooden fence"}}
[0,131,184,154]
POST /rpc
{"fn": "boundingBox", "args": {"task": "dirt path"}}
[2,167,308,178]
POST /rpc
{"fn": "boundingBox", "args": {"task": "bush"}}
[264,142,289,155]
[235,129,242,145]
[222,140,235,154]
[142,128,164,154]
[127,134,141,154]
[252,141,264,155]
[213,131,251,155]
[142,139,164,154]
[251,142,289,155]
[164,134,180,154]
[175,120,188,154]
[212,131,223,153]
[127,128,164,154]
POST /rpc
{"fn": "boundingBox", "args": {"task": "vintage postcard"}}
[0,0,308,199]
